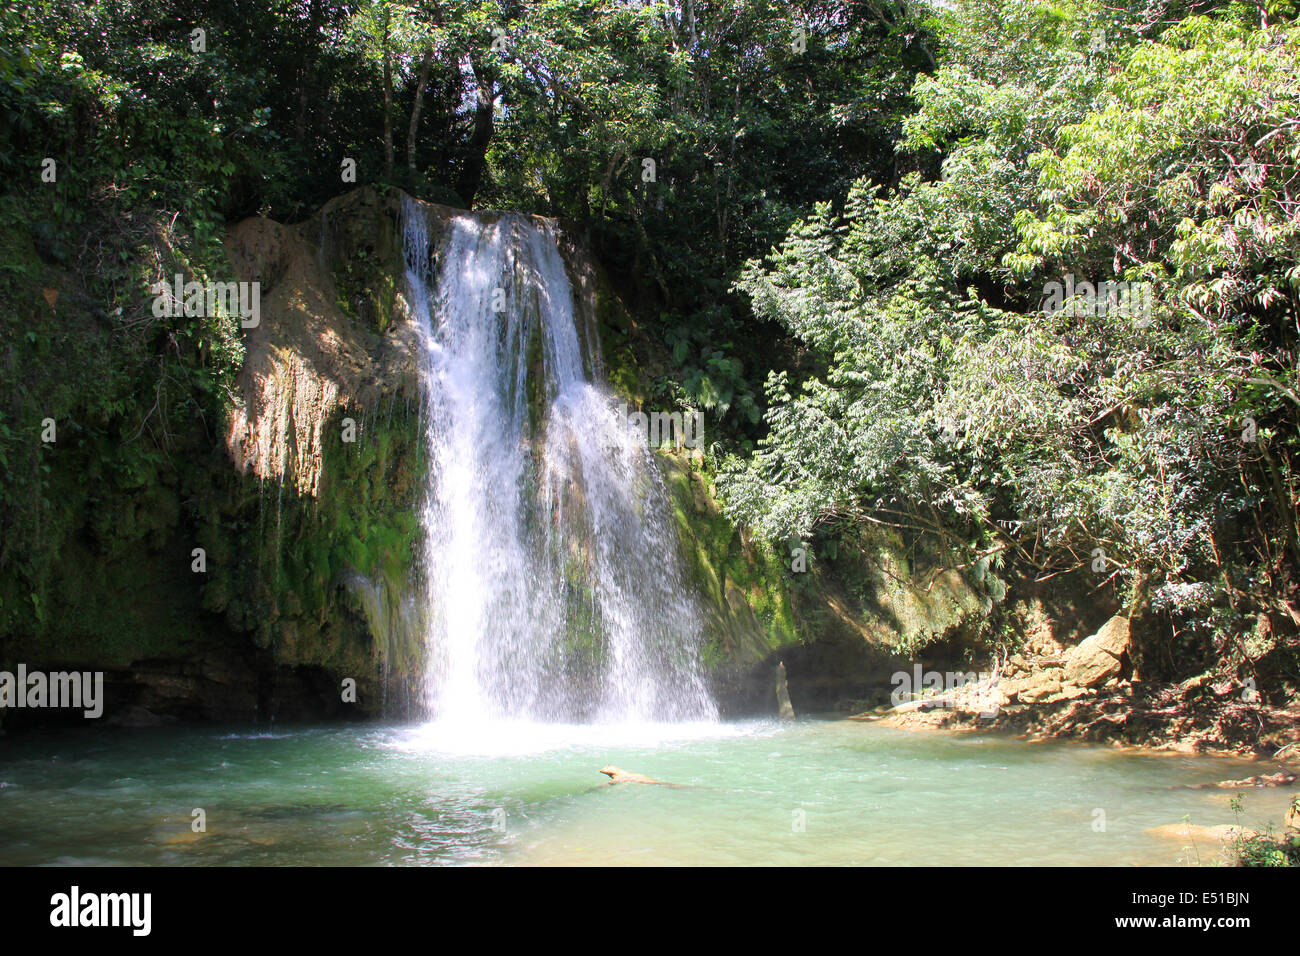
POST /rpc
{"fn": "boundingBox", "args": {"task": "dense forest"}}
[1,0,1297,735]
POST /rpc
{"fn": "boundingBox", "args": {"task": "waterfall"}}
[401,196,716,725]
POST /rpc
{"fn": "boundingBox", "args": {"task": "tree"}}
[719,0,1300,683]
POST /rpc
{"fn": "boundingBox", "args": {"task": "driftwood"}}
[599,765,670,786]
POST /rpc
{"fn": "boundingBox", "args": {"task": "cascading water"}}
[401,196,716,726]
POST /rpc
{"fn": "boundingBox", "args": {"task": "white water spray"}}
[402,197,715,725]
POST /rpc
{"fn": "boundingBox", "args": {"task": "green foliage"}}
[196,402,426,685]
[1230,795,1300,866]
[470,0,932,436]
[4,0,1297,705]
[719,0,1300,685]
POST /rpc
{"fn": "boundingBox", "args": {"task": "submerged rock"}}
[1189,771,1297,790]
[1146,822,1258,844]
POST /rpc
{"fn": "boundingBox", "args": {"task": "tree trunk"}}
[294,0,323,146]
[458,52,495,207]
[382,10,394,180]
[406,47,435,176]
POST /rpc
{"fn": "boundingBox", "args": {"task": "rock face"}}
[1,187,451,730]
[998,669,1064,703]
[223,189,426,495]
[201,187,435,711]
[658,455,990,715]
[776,661,795,720]
[1062,613,1132,687]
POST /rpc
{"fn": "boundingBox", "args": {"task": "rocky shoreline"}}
[845,606,1297,759]
[851,675,1300,865]
[856,678,1299,759]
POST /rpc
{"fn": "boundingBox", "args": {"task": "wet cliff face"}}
[561,216,992,714]
[198,187,432,717]
[1,186,991,726]
[657,452,993,714]
[0,187,437,727]
[209,185,990,718]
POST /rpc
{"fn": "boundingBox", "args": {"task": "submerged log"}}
[599,765,666,785]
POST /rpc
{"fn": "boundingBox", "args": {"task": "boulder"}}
[999,670,1063,703]
[776,661,795,720]
[1062,614,1131,687]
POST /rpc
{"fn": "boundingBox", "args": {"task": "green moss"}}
[591,267,644,404]
[321,187,404,335]
[658,453,801,670]
[1,183,992,718]
[657,446,991,683]
[524,289,547,438]
[185,398,425,708]
[0,184,246,665]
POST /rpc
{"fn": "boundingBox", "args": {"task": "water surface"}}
[0,719,1288,866]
